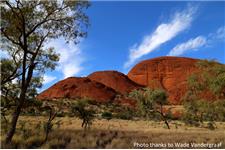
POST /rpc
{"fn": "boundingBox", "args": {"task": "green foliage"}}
[56,111,65,117]
[0,58,20,85]
[115,107,134,120]
[1,0,89,142]
[71,99,95,129]
[101,112,113,120]
[183,59,225,126]
[186,60,225,100]
[129,88,168,118]
[0,59,20,102]
[183,99,225,127]
[129,88,170,129]
[207,122,215,130]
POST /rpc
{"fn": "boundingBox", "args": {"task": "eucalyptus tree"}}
[186,60,225,100]
[0,0,89,143]
[129,88,170,129]
[182,60,225,127]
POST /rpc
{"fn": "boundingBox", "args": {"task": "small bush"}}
[115,111,132,120]
[56,111,65,117]
[207,122,215,130]
[101,112,113,120]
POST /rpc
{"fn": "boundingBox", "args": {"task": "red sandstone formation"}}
[88,70,143,94]
[127,56,199,104]
[38,56,204,105]
[37,77,117,103]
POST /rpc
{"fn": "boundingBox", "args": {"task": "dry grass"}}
[1,116,225,148]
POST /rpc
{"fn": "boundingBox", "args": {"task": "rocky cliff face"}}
[37,77,117,103]
[127,56,199,104]
[88,70,143,94]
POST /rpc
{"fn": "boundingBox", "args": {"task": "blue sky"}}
[41,1,225,91]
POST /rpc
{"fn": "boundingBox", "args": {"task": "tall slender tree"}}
[0,0,89,143]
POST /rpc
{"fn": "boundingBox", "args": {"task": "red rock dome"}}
[88,70,144,94]
[37,77,117,103]
[127,56,199,104]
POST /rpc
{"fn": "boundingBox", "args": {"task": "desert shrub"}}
[182,99,207,126]
[115,111,132,120]
[56,111,66,117]
[182,115,200,127]
[182,99,225,128]
[87,99,100,106]
[101,112,113,120]
[71,99,95,129]
[25,108,37,116]
[211,100,225,121]
[182,60,225,126]
[207,122,215,130]
[184,60,225,109]
[165,110,179,120]
[115,107,134,120]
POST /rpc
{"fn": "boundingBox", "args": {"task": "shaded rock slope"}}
[37,77,117,103]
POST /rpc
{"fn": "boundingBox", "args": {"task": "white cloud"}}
[168,26,225,56]
[43,75,57,84]
[216,26,225,38]
[168,36,207,56]
[211,26,225,40]
[46,38,85,78]
[124,5,198,68]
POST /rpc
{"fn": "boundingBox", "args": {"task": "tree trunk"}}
[82,120,85,128]
[5,92,25,143]
[157,107,170,130]
[164,119,170,129]
[44,123,50,143]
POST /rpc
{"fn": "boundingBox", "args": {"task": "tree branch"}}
[25,5,69,38]
[1,28,21,46]
[5,1,22,20]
